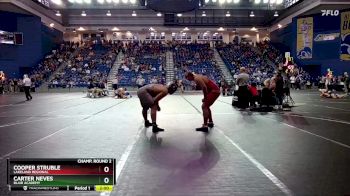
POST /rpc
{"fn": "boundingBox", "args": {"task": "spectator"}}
[112,77,119,90]
[0,80,4,94]
[274,72,284,110]
[236,67,250,109]
[150,77,158,84]
[248,83,259,108]
[136,76,145,88]
[344,72,350,93]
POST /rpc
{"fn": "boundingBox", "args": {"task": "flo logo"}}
[321,10,339,16]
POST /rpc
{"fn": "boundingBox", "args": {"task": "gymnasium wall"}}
[271,9,350,76]
[0,11,63,78]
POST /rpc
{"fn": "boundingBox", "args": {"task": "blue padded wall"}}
[0,11,63,78]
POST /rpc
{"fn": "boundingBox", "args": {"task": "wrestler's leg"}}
[151,104,164,133]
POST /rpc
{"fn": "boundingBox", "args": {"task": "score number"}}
[102,166,111,184]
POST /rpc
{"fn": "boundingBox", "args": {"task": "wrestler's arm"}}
[152,86,168,104]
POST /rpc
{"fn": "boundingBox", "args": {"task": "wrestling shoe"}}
[152,124,164,133]
[145,120,152,127]
[196,126,209,132]
[208,122,214,128]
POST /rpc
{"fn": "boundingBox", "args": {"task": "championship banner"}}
[296,17,313,59]
[340,10,350,60]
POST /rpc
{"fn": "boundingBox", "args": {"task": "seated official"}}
[260,79,276,107]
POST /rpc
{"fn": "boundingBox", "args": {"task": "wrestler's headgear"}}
[167,82,178,95]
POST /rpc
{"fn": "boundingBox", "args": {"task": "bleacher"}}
[174,43,222,83]
[117,42,166,86]
[216,42,276,84]
[29,42,77,87]
[257,41,284,65]
[49,42,117,88]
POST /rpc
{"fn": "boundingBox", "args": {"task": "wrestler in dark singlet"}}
[137,83,178,133]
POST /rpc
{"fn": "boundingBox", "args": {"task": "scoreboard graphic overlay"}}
[7,158,116,192]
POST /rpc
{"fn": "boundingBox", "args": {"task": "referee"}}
[23,74,32,101]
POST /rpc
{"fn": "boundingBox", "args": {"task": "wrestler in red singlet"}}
[185,72,220,132]
[204,79,220,107]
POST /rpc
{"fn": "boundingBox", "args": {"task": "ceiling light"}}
[250,11,255,17]
[130,0,136,4]
[84,0,91,3]
[243,34,250,38]
[55,11,61,16]
[202,11,206,17]
[177,13,183,17]
[251,27,257,31]
[106,0,112,3]
[51,0,62,5]
[225,11,230,17]
[132,11,137,16]
[106,10,111,16]
[100,31,103,33]
[278,24,282,28]
[157,12,162,17]
[161,32,165,35]
[263,0,268,3]
[233,0,239,3]
[49,23,54,27]
[113,0,119,3]
[205,0,209,3]
[81,11,87,16]
[274,11,279,17]
[270,0,276,3]
[149,27,155,31]
[254,0,261,4]
[218,27,225,31]
[183,27,189,31]
[219,0,225,4]
[276,0,283,4]
[78,27,85,31]
[172,32,176,36]
[75,0,83,3]
[122,0,128,3]
[212,0,217,2]
[68,0,75,3]
[97,0,104,3]
[112,27,119,31]
[226,0,233,3]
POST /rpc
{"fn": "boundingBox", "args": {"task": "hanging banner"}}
[340,10,350,60]
[296,17,313,59]
[314,33,340,42]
